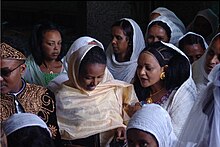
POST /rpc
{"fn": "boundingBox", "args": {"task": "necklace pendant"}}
[146,97,153,104]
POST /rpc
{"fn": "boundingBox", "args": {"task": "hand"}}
[116,127,126,142]
[125,102,142,117]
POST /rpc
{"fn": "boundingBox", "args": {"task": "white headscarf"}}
[177,31,209,49]
[192,33,220,93]
[106,18,145,83]
[187,9,219,44]
[150,7,186,34]
[146,15,184,46]
[47,36,105,92]
[127,103,177,147]
[2,113,51,137]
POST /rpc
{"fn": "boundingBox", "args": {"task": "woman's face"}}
[183,44,205,64]
[127,129,158,147]
[204,36,220,74]
[78,63,106,91]
[146,24,169,45]
[42,30,62,60]
[137,52,162,87]
[111,26,129,56]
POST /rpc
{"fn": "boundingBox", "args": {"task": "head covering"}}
[67,44,114,92]
[0,42,26,60]
[150,7,186,34]
[106,18,145,83]
[175,64,220,147]
[192,33,220,92]
[146,15,184,46]
[48,36,104,92]
[56,44,138,142]
[187,9,219,44]
[2,113,51,137]
[177,31,208,49]
[127,103,177,147]
[63,36,104,71]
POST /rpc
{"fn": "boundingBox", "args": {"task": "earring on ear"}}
[160,72,165,80]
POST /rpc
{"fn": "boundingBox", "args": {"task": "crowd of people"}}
[1,6,219,147]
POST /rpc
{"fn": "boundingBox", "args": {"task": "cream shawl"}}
[55,44,139,141]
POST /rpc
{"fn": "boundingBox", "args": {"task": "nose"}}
[153,37,159,43]
[92,78,99,86]
[0,75,3,81]
[138,67,146,76]
[210,55,220,64]
[112,37,117,45]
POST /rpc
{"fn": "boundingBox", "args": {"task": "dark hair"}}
[133,41,190,101]
[7,126,55,147]
[148,21,171,42]
[79,46,107,73]
[29,20,64,66]
[178,33,206,52]
[111,19,133,59]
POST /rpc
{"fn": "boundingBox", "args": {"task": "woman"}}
[106,18,145,83]
[126,103,177,147]
[48,36,105,92]
[55,44,139,147]
[133,41,197,138]
[176,64,220,147]
[178,31,208,64]
[187,8,219,44]
[145,15,183,46]
[192,33,220,94]
[24,20,66,87]
[149,7,186,34]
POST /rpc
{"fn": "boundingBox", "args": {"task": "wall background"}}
[2,1,219,56]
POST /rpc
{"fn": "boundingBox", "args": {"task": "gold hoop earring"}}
[160,72,165,80]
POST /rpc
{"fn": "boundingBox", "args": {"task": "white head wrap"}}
[48,36,104,92]
[2,113,51,137]
[127,103,177,147]
[146,15,184,46]
[177,31,208,49]
[150,7,186,34]
[106,18,145,83]
[192,33,220,93]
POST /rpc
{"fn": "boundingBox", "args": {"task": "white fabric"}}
[146,15,184,46]
[106,18,145,83]
[208,64,220,147]
[48,36,104,92]
[175,63,220,147]
[192,33,220,94]
[2,113,51,137]
[56,44,139,144]
[187,9,219,44]
[127,103,177,147]
[150,7,186,34]
[159,42,197,138]
[177,31,209,49]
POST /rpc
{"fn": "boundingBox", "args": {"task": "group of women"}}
[1,6,219,147]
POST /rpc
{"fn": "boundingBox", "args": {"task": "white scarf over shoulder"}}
[106,18,145,83]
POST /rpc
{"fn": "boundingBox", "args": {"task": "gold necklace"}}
[146,88,165,104]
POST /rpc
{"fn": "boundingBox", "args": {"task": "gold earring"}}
[160,72,165,80]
